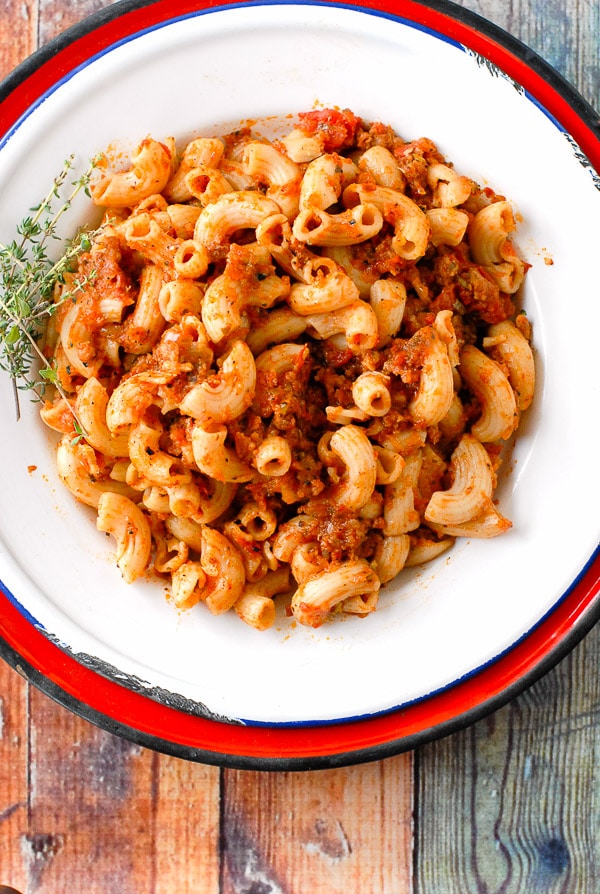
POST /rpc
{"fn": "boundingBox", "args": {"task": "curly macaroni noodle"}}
[42,109,535,629]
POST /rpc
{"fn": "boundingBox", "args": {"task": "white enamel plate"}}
[0,0,598,768]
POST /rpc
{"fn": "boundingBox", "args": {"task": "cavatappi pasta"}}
[41,109,535,629]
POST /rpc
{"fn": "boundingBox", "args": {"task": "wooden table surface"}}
[0,1,598,892]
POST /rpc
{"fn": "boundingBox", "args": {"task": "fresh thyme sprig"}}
[0,155,99,423]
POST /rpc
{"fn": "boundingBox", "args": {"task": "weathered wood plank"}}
[221,754,414,894]
[152,755,221,893]
[0,662,28,892]
[26,686,157,894]
[23,686,222,893]
[416,625,600,893]
[0,0,37,81]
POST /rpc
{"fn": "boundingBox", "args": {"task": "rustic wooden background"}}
[0,1,599,892]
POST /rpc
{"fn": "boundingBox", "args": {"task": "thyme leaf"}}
[0,155,99,421]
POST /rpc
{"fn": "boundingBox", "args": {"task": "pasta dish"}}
[39,109,535,629]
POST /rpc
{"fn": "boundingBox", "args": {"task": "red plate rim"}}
[0,0,599,769]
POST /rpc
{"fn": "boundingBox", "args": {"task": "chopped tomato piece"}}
[297,108,362,151]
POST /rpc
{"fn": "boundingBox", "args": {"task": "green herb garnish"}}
[0,155,98,420]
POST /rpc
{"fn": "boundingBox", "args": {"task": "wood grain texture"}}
[221,757,413,894]
[152,755,221,893]
[0,0,37,79]
[416,627,600,893]
[1,677,222,894]
[0,662,28,893]
[27,684,158,893]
